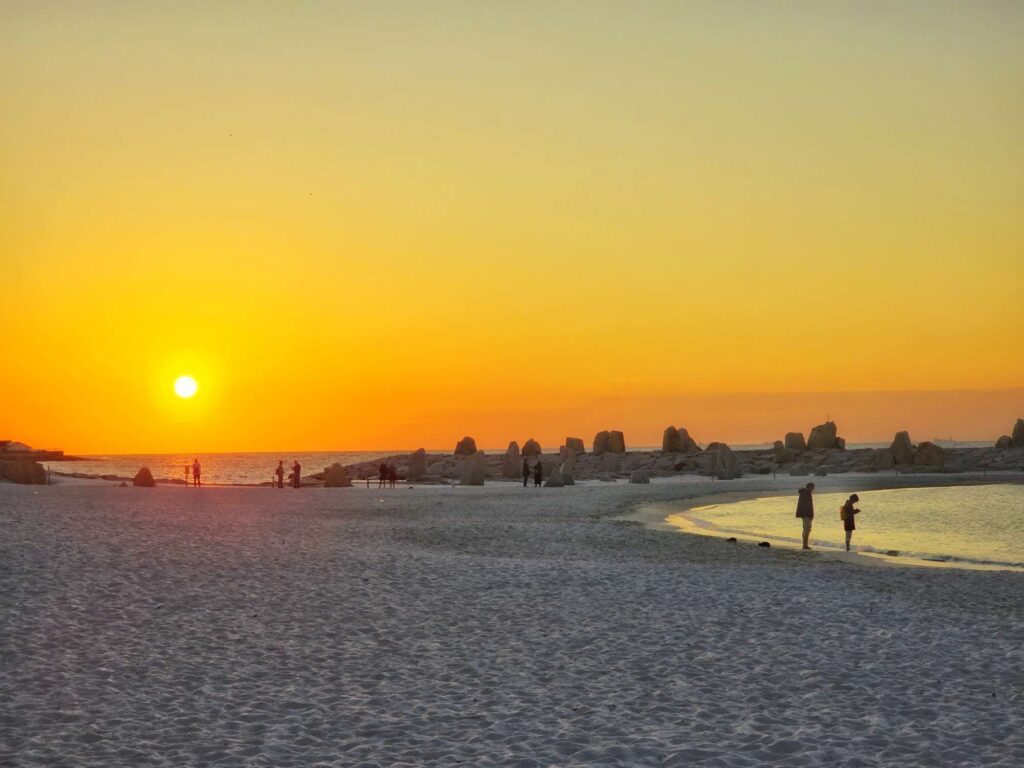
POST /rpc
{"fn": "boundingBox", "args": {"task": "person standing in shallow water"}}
[522,458,530,487]
[292,460,301,489]
[795,482,815,550]
[533,460,543,487]
[192,459,201,488]
[276,461,285,489]
[841,494,861,551]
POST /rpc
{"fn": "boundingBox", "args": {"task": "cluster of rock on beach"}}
[323,418,1024,487]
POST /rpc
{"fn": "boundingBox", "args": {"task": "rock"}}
[133,467,156,487]
[521,439,542,457]
[814,467,828,477]
[758,541,771,548]
[323,463,353,487]
[560,468,575,486]
[784,432,807,451]
[789,466,811,476]
[454,436,477,456]
[607,431,626,453]
[629,470,650,484]
[407,448,427,481]
[772,441,792,464]
[460,451,487,485]
[502,442,521,478]
[709,444,740,479]
[600,452,621,472]
[891,431,915,465]
[871,448,895,470]
[835,437,846,450]
[807,421,839,451]
[662,426,682,452]
[1013,418,1024,448]
[914,442,945,467]
[565,437,586,455]
[995,435,1012,450]
[427,461,447,475]
[593,431,610,455]
[1,460,46,485]
[543,469,564,487]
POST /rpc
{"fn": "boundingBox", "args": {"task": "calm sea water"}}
[52,452,408,485]
[683,484,1024,568]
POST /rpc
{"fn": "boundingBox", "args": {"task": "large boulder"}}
[1,460,46,485]
[323,463,353,487]
[995,435,1012,450]
[543,471,564,488]
[133,467,156,487]
[871,448,895,470]
[593,430,625,455]
[460,451,487,486]
[662,426,682,452]
[522,439,542,457]
[891,431,915,465]
[1013,418,1024,448]
[454,436,477,456]
[806,421,839,451]
[565,437,586,455]
[629,470,650,484]
[560,465,575,485]
[600,452,621,472]
[709,444,740,479]
[914,442,945,467]
[502,442,521,478]
[772,441,792,464]
[784,432,807,452]
[407,448,427,481]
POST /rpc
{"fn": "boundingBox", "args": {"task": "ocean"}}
[679,484,1024,569]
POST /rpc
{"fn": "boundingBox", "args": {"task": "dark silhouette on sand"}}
[292,460,301,489]
[533,461,543,487]
[191,459,201,488]
[841,494,861,550]
[378,462,388,489]
[387,464,397,488]
[276,461,285,489]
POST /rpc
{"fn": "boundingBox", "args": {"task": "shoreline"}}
[622,474,1024,573]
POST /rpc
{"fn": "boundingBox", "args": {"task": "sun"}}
[174,376,198,399]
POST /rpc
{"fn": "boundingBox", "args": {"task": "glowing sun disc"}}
[174,376,198,398]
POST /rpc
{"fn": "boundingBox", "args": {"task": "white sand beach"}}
[2,477,1023,767]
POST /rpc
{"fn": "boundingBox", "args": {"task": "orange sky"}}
[2,3,1022,454]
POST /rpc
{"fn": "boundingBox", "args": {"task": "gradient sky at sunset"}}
[3,2,1022,453]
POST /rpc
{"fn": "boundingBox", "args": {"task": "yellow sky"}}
[2,2,1022,453]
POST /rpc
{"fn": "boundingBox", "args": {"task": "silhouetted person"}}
[796,482,815,550]
[192,459,201,488]
[841,494,861,551]
[387,464,397,488]
[533,460,543,487]
[378,462,388,489]
[292,460,301,489]
[276,461,285,489]
[522,458,530,487]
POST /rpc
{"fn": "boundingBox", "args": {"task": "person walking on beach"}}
[378,462,388,489]
[387,464,397,488]
[795,482,815,550]
[276,461,285,489]
[292,460,301,489]
[191,459,201,488]
[533,460,543,487]
[841,494,861,551]
[522,458,530,487]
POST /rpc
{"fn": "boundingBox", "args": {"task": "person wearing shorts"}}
[795,482,815,550]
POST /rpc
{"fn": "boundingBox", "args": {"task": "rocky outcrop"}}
[407,449,427,481]
[1013,418,1024,448]
[772,441,791,464]
[807,421,839,451]
[1,460,46,485]
[708,444,740,479]
[995,435,1012,450]
[454,436,477,456]
[502,442,521,478]
[629,470,650,484]
[460,451,487,485]
[593,430,626,455]
[565,437,586,456]
[891,431,915,465]
[560,466,575,485]
[133,467,156,487]
[522,439,542,457]
[323,463,353,487]
[784,432,807,452]
[662,426,700,453]
[543,471,564,488]
[871,448,895,470]
[914,442,945,467]
[599,452,621,472]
